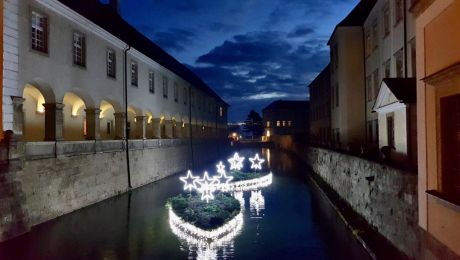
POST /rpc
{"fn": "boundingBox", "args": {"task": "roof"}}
[307,63,330,89]
[327,0,377,45]
[57,0,228,106]
[262,100,309,112]
[382,78,416,103]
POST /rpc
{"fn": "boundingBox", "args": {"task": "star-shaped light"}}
[195,171,218,202]
[249,153,265,170]
[179,170,199,191]
[216,161,226,174]
[228,152,245,171]
[214,171,234,191]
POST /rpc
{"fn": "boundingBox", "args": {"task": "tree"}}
[242,110,264,139]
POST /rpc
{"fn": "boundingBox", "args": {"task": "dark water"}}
[0,148,370,260]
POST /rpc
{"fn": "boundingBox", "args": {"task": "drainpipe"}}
[123,45,132,189]
[188,86,194,170]
[362,26,368,149]
[403,0,408,78]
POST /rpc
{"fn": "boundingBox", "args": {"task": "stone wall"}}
[0,138,227,241]
[272,136,418,257]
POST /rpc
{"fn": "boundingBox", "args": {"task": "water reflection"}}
[249,190,265,218]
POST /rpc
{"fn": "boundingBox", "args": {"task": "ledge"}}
[426,190,460,213]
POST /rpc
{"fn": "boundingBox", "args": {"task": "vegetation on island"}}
[167,192,240,230]
[230,170,266,181]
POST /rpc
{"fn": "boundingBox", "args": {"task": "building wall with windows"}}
[4,0,228,143]
[413,0,460,258]
[308,64,330,146]
[363,0,417,164]
[262,100,309,139]
[329,26,366,151]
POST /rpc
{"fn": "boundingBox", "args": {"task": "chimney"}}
[107,0,120,14]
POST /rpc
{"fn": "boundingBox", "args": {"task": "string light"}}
[180,170,199,191]
[249,153,265,170]
[228,152,245,171]
[249,190,265,217]
[216,161,226,174]
[195,171,218,203]
[213,171,234,191]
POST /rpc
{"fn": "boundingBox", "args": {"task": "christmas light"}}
[228,152,245,171]
[195,171,218,203]
[213,171,234,191]
[225,173,273,192]
[249,153,265,170]
[216,161,226,174]
[249,190,265,217]
[179,170,199,191]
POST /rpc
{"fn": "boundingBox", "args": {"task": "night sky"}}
[115,0,359,122]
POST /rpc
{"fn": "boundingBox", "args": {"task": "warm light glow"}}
[249,153,265,170]
[228,152,245,171]
[232,132,237,138]
[266,130,270,137]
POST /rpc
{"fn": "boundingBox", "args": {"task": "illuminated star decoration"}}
[179,170,199,191]
[195,171,218,203]
[214,171,234,191]
[216,161,226,174]
[249,153,265,170]
[228,152,245,171]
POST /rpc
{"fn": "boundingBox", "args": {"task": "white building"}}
[3,0,228,142]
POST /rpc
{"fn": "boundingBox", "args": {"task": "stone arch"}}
[26,79,56,104]
[127,106,139,139]
[22,84,48,141]
[100,100,117,139]
[145,111,154,139]
[62,92,87,140]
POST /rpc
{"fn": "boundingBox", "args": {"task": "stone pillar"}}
[165,120,174,139]
[152,118,161,139]
[135,116,146,139]
[85,108,101,140]
[43,103,64,141]
[174,122,182,138]
[11,96,25,138]
[114,112,126,139]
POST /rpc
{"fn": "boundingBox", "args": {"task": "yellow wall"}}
[417,0,460,256]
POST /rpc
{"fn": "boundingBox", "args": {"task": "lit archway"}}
[100,100,116,139]
[63,92,87,140]
[22,84,46,141]
[145,111,154,139]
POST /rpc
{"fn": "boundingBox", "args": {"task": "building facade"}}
[364,0,417,165]
[2,0,228,144]
[328,0,376,151]
[262,100,309,139]
[412,0,460,258]
[308,64,331,146]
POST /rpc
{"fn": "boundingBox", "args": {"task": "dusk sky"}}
[116,0,359,122]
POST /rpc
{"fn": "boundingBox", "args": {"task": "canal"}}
[0,148,370,260]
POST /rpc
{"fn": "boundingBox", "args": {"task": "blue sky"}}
[117,0,359,122]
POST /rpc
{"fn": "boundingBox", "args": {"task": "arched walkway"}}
[22,84,46,141]
[100,100,117,140]
[63,92,87,141]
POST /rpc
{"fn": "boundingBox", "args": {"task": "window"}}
[276,121,280,127]
[183,87,188,105]
[395,48,404,78]
[372,21,378,49]
[174,82,179,102]
[162,76,168,98]
[131,61,138,86]
[410,38,416,78]
[384,59,391,78]
[31,11,48,53]
[440,94,460,195]
[365,30,372,57]
[282,121,286,127]
[149,71,155,93]
[387,114,395,147]
[107,49,116,78]
[366,75,373,101]
[266,121,270,127]
[394,0,403,25]
[288,121,292,127]
[383,3,390,36]
[73,32,86,67]
[373,69,380,99]
[219,107,223,117]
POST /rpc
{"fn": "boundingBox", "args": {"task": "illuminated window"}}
[282,121,286,127]
[131,61,138,86]
[219,107,223,117]
[107,49,116,78]
[266,121,270,127]
[31,11,48,53]
[276,121,280,127]
[288,121,292,127]
[73,32,86,67]
[162,76,168,98]
[149,71,155,93]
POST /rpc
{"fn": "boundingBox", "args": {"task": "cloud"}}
[152,28,197,52]
[287,25,315,38]
[208,22,239,32]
